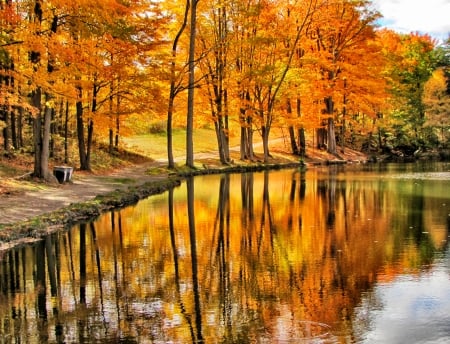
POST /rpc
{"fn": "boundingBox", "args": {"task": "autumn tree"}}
[423,68,450,144]
[383,32,438,151]
[166,0,190,169]
[0,0,17,153]
[51,0,166,170]
[228,0,317,162]
[197,0,232,164]
[24,0,60,181]
[228,0,258,161]
[305,0,381,156]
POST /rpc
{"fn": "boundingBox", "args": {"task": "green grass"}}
[123,128,241,160]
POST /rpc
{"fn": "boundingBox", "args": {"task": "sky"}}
[372,0,450,42]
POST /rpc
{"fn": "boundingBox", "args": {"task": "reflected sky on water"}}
[0,162,449,343]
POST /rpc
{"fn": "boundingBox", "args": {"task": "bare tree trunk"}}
[299,127,306,157]
[296,98,306,157]
[32,89,42,178]
[11,111,17,149]
[64,101,69,164]
[287,98,299,155]
[246,122,254,160]
[167,96,175,168]
[240,125,247,160]
[316,126,327,149]
[114,96,120,148]
[2,109,10,152]
[186,0,199,168]
[115,114,119,148]
[18,107,23,148]
[327,117,337,155]
[325,96,338,155]
[76,89,88,170]
[168,0,189,169]
[262,124,270,162]
[41,102,52,180]
[86,119,93,171]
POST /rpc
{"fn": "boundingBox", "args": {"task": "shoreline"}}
[0,161,309,253]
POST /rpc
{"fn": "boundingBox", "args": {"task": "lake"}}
[1,162,449,343]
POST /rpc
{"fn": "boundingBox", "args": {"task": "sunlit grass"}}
[123,128,241,160]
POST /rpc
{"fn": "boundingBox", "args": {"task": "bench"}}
[53,166,74,184]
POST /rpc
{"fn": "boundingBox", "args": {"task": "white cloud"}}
[372,0,450,41]
[354,266,450,343]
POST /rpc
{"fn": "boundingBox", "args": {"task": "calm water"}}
[1,162,450,343]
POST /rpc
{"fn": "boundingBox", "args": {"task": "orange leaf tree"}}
[304,0,381,156]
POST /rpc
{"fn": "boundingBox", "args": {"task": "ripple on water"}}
[266,320,336,343]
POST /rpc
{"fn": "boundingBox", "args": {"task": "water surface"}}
[1,162,449,343]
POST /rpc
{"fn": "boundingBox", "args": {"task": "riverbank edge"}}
[0,161,304,252]
[0,177,182,251]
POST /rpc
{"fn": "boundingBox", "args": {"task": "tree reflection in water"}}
[0,164,449,343]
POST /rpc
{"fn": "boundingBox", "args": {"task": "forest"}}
[1,0,449,181]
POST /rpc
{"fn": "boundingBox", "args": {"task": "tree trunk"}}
[32,89,42,178]
[167,0,189,169]
[299,127,306,158]
[341,80,347,154]
[76,90,88,170]
[296,98,306,158]
[262,125,270,162]
[49,107,55,158]
[246,123,254,160]
[327,117,337,155]
[86,118,93,171]
[214,121,226,164]
[114,92,120,149]
[64,101,69,164]
[40,102,52,180]
[2,110,10,152]
[288,126,299,155]
[115,113,119,148]
[186,0,198,168]
[223,90,230,161]
[240,125,247,160]
[316,127,326,149]
[325,96,338,156]
[10,111,17,150]
[287,99,299,155]
[18,107,23,148]
[167,98,175,168]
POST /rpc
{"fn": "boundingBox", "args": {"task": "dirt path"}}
[0,161,168,226]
